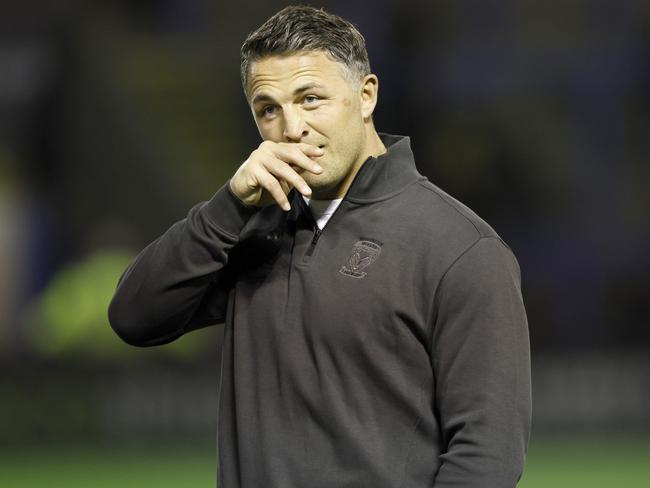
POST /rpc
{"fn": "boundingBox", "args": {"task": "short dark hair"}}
[240,5,371,96]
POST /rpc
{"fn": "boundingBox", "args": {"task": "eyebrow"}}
[252,82,324,105]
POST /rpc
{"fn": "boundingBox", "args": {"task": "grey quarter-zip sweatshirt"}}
[109,133,531,488]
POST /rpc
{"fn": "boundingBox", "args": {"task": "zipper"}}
[297,191,346,262]
[304,227,322,258]
[296,152,375,262]
[296,194,323,261]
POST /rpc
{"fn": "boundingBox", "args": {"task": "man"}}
[108,5,531,488]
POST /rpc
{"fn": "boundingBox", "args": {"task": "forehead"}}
[248,52,350,99]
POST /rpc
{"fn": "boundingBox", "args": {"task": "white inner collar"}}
[302,196,343,229]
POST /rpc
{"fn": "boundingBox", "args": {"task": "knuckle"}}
[245,179,258,192]
[259,140,274,149]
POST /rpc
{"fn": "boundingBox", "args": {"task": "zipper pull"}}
[303,227,322,260]
[311,228,322,246]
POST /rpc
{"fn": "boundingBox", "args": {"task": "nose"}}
[283,107,309,142]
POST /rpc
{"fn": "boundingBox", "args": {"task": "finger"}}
[272,144,323,174]
[279,179,292,196]
[255,170,291,211]
[293,142,325,158]
[264,157,312,197]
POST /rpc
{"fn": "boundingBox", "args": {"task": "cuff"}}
[201,180,258,236]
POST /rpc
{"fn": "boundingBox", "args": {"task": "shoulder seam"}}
[417,181,483,238]
[437,236,505,291]
[428,236,506,347]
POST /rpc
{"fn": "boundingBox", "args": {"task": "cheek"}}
[309,104,349,128]
[305,109,332,130]
[307,104,362,145]
[257,121,283,141]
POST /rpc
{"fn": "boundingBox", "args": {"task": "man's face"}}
[247,52,368,199]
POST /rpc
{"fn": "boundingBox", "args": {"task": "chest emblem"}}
[339,239,383,279]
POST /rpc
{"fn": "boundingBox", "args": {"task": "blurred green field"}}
[0,443,216,488]
[1,437,648,487]
[519,437,650,488]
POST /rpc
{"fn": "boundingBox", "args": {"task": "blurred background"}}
[1,0,649,486]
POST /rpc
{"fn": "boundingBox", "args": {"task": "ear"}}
[360,74,379,120]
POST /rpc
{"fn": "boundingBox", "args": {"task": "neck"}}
[366,128,387,159]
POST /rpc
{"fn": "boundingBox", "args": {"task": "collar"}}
[290,132,424,218]
[344,132,424,203]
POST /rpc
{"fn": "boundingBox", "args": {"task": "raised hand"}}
[229,141,324,211]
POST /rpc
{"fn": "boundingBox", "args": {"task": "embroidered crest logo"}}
[340,239,382,279]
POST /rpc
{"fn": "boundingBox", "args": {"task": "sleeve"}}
[431,236,532,487]
[107,181,258,347]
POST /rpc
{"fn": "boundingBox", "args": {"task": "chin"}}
[305,177,328,193]
[309,178,345,199]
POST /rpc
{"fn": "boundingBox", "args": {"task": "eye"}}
[262,105,276,116]
[304,95,319,104]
